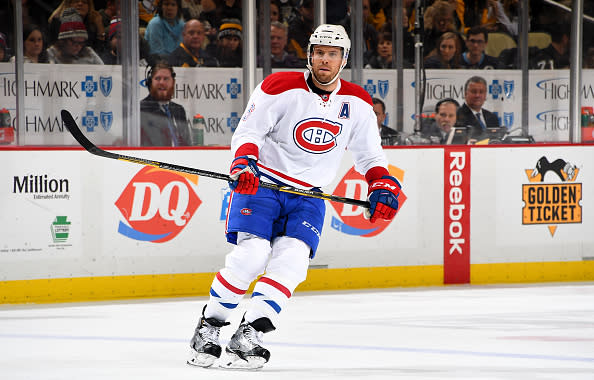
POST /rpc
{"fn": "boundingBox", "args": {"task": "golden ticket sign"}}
[522,183,582,224]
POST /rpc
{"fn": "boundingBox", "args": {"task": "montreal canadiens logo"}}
[293,118,342,154]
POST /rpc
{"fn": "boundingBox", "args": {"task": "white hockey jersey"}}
[231,71,388,189]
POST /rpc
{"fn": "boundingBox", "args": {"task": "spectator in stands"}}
[372,98,400,146]
[169,19,218,67]
[100,18,121,64]
[462,0,516,34]
[258,21,302,68]
[210,18,242,67]
[47,8,104,64]
[457,76,500,141]
[530,24,570,69]
[287,0,315,59]
[144,0,185,58]
[9,24,49,64]
[365,30,393,69]
[339,0,378,65]
[423,0,459,57]
[140,62,192,146]
[270,0,283,23]
[421,98,460,144]
[181,0,202,20]
[501,0,522,37]
[98,0,120,28]
[459,26,503,69]
[424,31,463,69]
[48,0,105,54]
[0,32,8,62]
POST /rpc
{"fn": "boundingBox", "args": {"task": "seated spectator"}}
[423,0,459,57]
[0,32,9,62]
[459,26,503,69]
[287,0,315,59]
[100,18,121,64]
[140,62,192,146]
[258,21,303,68]
[457,76,501,141]
[270,0,283,23]
[209,18,243,67]
[169,19,218,67]
[47,8,104,64]
[365,30,393,69]
[98,0,120,28]
[372,98,400,146]
[144,0,185,58]
[421,98,460,144]
[530,24,570,70]
[424,31,463,69]
[48,0,106,55]
[9,24,48,64]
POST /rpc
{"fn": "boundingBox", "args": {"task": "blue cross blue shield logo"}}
[227,112,240,132]
[363,80,376,98]
[504,80,514,98]
[378,80,389,99]
[81,76,98,97]
[82,111,98,132]
[226,78,241,99]
[489,80,502,100]
[100,111,113,132]
[100,76,112,97]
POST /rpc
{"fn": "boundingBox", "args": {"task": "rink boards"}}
[1,145,593,303]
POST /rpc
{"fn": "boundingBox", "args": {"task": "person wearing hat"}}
[100,18,122,64]
[47,7,103,64]
[48,0,106,54]
[210,18,242,67]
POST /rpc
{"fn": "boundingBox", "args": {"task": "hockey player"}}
[187,24,402,370]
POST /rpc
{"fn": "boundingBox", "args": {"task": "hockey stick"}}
[61,110,370,208]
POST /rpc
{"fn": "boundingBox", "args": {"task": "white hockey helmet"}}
[306,24,351,85]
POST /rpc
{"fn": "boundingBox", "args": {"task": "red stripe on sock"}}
[216,272,246,295]
[259,277,291,298]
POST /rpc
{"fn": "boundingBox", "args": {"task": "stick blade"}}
[61,109,116,159]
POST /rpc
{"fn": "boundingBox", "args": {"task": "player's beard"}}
[150,85,174,101]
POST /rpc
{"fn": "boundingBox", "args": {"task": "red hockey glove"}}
[229,155,260,194]
[365,175,401,223]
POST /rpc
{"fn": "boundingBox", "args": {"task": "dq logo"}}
[330,165,406,237]
[293,118,342,154]
[115,167,202,243]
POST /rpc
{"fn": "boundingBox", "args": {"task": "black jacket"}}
[457,104,501,139]
[140,95,192,146]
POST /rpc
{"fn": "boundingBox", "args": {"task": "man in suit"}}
[372,98,400,146]
[457,75,501,141]
[140,62,192,146]
[422,98,460,144]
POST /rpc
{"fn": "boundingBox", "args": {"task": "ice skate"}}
[187,308,229,368]
[221,317,274,370]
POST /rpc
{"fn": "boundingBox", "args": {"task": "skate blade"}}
[187,349,217,368]
[220,351,266,370]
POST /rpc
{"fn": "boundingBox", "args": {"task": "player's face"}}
[150,68,175,101]
[310,45,343,87]
[465,82,487,110]
[435,102,457,132]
